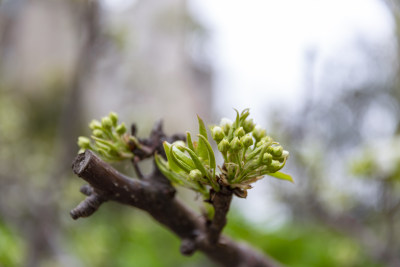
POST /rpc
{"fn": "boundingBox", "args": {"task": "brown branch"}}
[71,150,280,267]
[208,187,233,244]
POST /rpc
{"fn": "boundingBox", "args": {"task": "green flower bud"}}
[115,123,127,135]
[241,134,254,148]
[92,129,104,138]
[89,120,102,130]
[256,136,272,147]
[220,118,233,135]
[252,125,266,141]
[243,119,255,133]
[269,160,283,172]
[230,137,243,152]
[109,112,118,127]
[218,139,230,153]
[212,126,225,142]
[101,117,113,129]
[189,169,203,181]
[262,153,272,165]
[268,145,283,157]
[78,136,91,149]
[234,127,245,138]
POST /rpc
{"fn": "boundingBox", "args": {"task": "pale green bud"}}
[269,160,283,172]
[89,120,102,130]
[220,118,233,135]
[92,129,104,138]
[78,136,91,149]
[256,136,272,147]
[241,134,253,148]
[262,153,272,165]
[252,125,266,141]
[101,117,113,129]
[243,119,255,133]
[268,145,283,157]
[189,169,203,181]
[218,139,230,153]
[230,137,243,152]
[115,123,127,135]
[109,112,118,127]
[234,127,245,138]
[212,126,225,142]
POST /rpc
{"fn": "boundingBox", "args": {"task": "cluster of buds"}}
[211,109,292,197]
[155,109,292,199]
[77,112,136,162]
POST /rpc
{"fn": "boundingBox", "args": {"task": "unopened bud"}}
[269,160,283,172]
[211,126,225,142]
[109,112,118,127]
[243,119,255,133]
[101,117,113,129]
[115,123,127,135]
[252,125,266,141]
[218,139,230,153]
[234,127,245,138]
[230,137,243,152]
[89,120,102,130]
[220,118,233,135]
[241,134,254,147]
[189,169,203,181]
[78,136,91,149]
[263,153,272,165]
[92,129,104,138]
[268,145,283,157]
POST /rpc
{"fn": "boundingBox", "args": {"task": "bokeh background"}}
[1,0,400,266]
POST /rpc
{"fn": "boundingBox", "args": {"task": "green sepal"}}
[267,171,294,183]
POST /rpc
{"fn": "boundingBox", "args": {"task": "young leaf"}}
[179,146,208,178]
[196,115,209,162]
[186,131,195,152]
[267,171,294,183]
[198,134,216,179]
[163,142,181,173]
[154,154,184,185]
[170,145,193,173]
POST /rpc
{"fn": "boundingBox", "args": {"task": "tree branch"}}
[70,150,280,267]
[208,187,233,244]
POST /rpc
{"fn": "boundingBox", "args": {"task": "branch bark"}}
[71,150,280,267]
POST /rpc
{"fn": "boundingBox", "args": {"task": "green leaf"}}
[197,134,216,176]
[170,145,193,173]
[268,171,294,183]
[163,142,181,173]
[186,131,195,152]
[196,115,209,162]
[154,154,184,185]
[171,145,196,171]
[179,146,208,178]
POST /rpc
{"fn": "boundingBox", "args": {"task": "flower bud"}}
[269,160,283,172]
[101,117,113,129]
[92,129,104,138]
[256,136,272,147]
[173,141,186,151]
[252,125,266,141]
[89,120,102,130]
[268,145,283,157]
[109,112,118,127]
[115,123,127,135]
[220,118,233,135]
[234,127,245,138]
[243,119,255,133]
[263,153,272,165]
[189,169,203,181]
[241,134,253,148]
[218,139,230,153]
[230,137,243,152]
[78,136,91,149]
[211,126,225,142]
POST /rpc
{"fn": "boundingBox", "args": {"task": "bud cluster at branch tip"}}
[77,112,136,162]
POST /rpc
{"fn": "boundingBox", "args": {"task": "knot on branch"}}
[70,188,105,220]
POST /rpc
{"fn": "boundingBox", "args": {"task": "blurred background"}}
[1,0,399,266]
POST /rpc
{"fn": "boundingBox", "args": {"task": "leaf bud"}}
[234,127,245,138]
[243,119,255,133]
[189,169,203,181]
[115,123,127,135]
[252,125,266,142]
[218,139,230,153]
[241,134,254,148]
[109,112,118,127]
[211,126,225,142]
[230,137,243,152]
